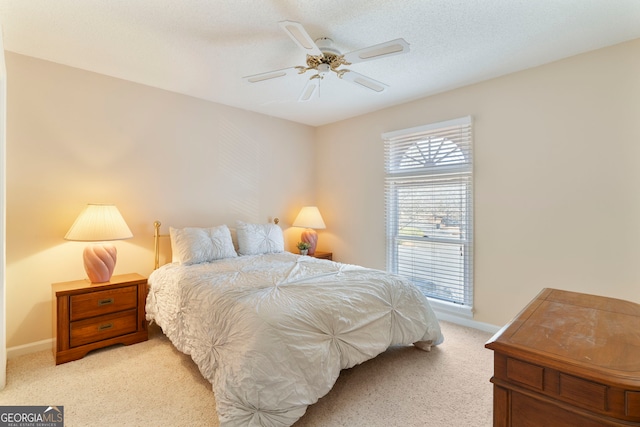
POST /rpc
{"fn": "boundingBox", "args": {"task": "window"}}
[383,116,473,311]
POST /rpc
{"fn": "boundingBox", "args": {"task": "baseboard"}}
[7,338,53,359]
[433,309,502,335]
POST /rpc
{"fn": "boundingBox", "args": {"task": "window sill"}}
[428,298,501,334]
[427,297,473,319]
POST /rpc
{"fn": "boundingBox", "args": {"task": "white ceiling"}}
[1,0,640,127]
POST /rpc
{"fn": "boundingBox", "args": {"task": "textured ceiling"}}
[1,0,640,126]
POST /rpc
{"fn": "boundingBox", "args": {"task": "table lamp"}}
[292,206,326,255]
[65,204,133,283]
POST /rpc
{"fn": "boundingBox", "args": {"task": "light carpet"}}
[0,321,494,426]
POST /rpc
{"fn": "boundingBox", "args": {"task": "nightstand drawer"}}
[70,309,138,347]
[70,285,137,321]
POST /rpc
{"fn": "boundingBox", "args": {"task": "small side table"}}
[311,251,333,260]
[52,273,148,365]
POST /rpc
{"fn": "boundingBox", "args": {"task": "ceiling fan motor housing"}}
[314,37,341,56]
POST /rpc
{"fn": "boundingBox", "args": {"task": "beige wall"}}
[5,53,316,348]
[1,26,7,385]
[5,38,640,349]
[316,39,640,326]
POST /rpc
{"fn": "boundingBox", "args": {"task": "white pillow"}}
[236,221,284,255]
[170,225,237,265]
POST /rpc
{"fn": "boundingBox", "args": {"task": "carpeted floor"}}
[0,321,494,426]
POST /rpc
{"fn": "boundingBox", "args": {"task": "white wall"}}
[5,53,317,348]
[316,38,640,327]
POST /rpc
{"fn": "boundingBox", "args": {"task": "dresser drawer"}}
[70,309,138,347]
[626,391,640,418]
[507,357,544,390]
[70,286,137,321]
[559,373,608,412]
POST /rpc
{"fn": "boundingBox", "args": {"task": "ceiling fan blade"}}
[279,20,322,56]
[298,78,320,102]
[343,38,410,64]
[340,70,388,93]
[243,67,298,84]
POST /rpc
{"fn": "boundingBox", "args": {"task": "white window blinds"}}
[383,116,473,307]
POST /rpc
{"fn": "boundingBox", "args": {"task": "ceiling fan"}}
[243,21,410,102]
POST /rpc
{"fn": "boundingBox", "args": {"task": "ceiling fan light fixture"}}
[245,21,407,102]
[317,63,330,76]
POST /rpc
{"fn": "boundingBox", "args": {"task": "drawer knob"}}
[98,298,114,306]
[98,323,113,331]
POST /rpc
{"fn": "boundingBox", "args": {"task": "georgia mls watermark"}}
[0,406,63,427]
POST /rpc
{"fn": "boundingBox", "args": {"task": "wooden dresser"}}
[52,273,148,365]
[485,288,640,426]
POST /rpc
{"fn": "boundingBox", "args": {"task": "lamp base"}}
[83,244,117,283]
[300,228,319,255]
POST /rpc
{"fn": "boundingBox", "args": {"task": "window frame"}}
[382,116,473,315]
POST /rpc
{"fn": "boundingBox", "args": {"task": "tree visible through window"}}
[383,117,473,308]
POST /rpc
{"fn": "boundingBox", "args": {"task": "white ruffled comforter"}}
[146,252,444,427]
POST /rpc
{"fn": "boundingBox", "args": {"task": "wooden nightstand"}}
[311,251,333,260]
[52,273,148,365]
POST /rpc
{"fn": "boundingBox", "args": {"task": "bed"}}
[146,220,444,427]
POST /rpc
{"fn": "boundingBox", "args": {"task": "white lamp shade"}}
[292,206,326,229]
[65,204,133,242]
